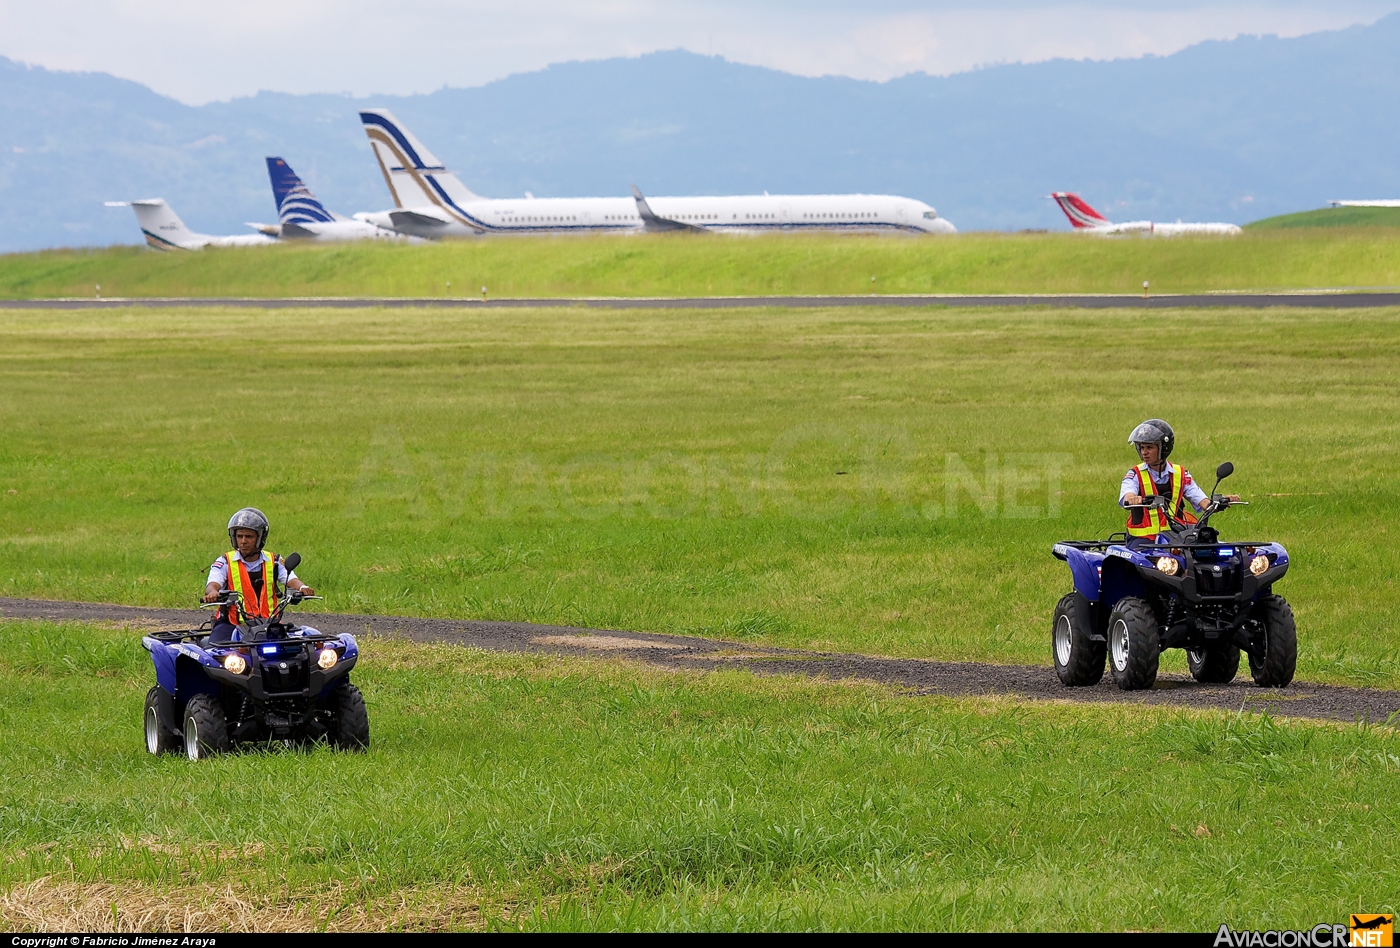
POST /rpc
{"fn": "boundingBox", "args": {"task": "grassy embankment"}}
[1,619,1396,931]
[2,227,1400,299]
[1,304,1397,686]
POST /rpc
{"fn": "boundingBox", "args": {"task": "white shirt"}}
[1119,463,1208,510]
[207,551,298,588]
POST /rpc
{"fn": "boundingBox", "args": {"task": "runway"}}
[3,292,1400,310]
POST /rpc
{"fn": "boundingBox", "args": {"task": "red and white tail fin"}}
[1051,192,1112,229]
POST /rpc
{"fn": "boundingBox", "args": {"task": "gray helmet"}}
[1128,419,1175,460]
[227,507,270,552]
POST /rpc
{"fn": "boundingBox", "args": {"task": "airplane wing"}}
[246,222,282,237]
[630,185,705,233]
[389,209,453,229]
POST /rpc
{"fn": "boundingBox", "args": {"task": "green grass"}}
[3,227,1400,300]
[1247,206,1400,231]
[1,619,1396,932]
[1,304,1398,687]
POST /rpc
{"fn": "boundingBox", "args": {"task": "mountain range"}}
[3,14,1399,253]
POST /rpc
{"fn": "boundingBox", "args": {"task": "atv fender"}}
[1052,545,1105,602]
[1098,547,1151,614]
[142,637,180,696]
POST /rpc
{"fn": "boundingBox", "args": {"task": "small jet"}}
[105,198,277,250]
[1328,199,1400,207]
[252,157,405,242]
[356,108,955,238]
[1050,192,1241,236]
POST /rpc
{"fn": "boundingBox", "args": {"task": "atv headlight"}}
[317,647,338,670]
[222,653,247,675]
[1249,554,1270,576]
[1155,556,1180,576]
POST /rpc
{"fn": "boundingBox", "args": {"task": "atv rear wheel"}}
[144,686,179,755]
[1187,645,1240,684]
[331,682,370,751]
[1249,595,1297,688]
[1107,597,1160,691]
[183,693,230,760]
[1053,592,1105,686]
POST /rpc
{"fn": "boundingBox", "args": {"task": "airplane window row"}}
[603,214,639,221]
[744,213,775,219]
[802,212,878,219]
[506,215,577,223]
[676,214,717,220]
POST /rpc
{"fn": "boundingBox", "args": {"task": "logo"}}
[1351,915,1393,948]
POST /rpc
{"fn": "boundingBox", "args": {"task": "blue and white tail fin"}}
[266,158,342,224]
[359,108,480,210]
[105,198,203,250]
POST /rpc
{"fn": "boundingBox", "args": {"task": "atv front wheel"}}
[1053,592,1105,686]
[183,693,230,760]
[1249,596,1297,688]
[1107,597,1159,691]
[1187,645,1240,684]
[331,682,370,751]
[144,686,179,755]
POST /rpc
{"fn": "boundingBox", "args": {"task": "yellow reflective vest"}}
[1126,463,1198,537]
[221,550,279,624]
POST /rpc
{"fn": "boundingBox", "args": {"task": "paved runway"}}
[3,292,1400,310]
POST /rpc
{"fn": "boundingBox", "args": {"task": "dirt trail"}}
[3,597,1396,725]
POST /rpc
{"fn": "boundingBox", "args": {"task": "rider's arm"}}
[1120,470,1142,507]
[278,559,315,597]
[202,558,228,603]
[1183,473,1210,511]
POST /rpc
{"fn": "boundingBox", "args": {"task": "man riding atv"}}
[1119,419,1236,541]
[202,508,314,641]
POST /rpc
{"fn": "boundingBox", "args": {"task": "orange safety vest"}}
[220,550,279,624]
[1126,463,1198,537]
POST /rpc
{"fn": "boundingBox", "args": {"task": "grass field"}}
[1247,206,1400,231]
[3,227,1400,300]
[0,303,1397,687]
[1,619,1396,932]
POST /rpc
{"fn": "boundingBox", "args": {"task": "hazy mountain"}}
[3,14,1399,252]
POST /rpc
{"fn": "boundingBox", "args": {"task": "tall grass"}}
[2,228,1400,299]
[0,303,1396,685]
[1,621,1396,931]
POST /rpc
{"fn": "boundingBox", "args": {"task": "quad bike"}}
[142,553,368,759]
[1050,462,1295,691]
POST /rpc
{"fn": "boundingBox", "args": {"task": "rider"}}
[201,508,314,640]
[1119,419,1236,540]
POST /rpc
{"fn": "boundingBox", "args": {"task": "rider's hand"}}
[1124,494,1144,506]
[297,585,315,597]
[202,590,221,603]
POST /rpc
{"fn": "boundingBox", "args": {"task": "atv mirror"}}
[284,552,301,572]
[1215,462,1234,481]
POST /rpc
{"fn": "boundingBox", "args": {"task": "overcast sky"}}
[1,0,1395,105]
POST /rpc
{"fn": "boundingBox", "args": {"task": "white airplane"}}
[355,109,956,238]
[250,157,406,242]
[1328,199,1400,207]
[105,198,276,250]
[1051,192,1241,236]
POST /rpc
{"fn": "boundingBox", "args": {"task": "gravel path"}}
[3,597,1396,725]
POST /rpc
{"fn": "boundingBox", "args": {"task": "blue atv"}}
[1050,463,1296,691]
[141,553,369,759]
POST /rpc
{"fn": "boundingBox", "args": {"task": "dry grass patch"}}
[0,877,493,933]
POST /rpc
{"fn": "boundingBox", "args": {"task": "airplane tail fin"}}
[358,109,480,211]
[1050,192,1112,229]
[266,157,340,224]
[106,198,200,249]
